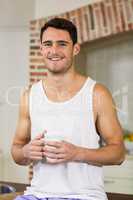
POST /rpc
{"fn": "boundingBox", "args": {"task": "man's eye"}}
[42,43,52,47]
[58,43,67,46]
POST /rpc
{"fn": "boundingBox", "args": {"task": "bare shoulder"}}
[94,83,113,100]
[93,83,116,116]
[22,85,32,98]
[19,85,32,118]
[93,83,117,120]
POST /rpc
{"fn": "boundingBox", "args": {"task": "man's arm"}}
[11,88,44,166]
[74,83,126,166]
[11,88,31,165]
[43,84,125,166]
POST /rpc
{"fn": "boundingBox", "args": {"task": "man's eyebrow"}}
[57,40,69,43]
[42,40,52,44]
[42,40,70,44]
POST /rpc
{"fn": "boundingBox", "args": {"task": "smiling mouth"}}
[50,58,61,61]
[48,57,64,61]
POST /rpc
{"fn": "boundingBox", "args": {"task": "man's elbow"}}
[115,146,126,165]
[117,154,125,165]
[11,146,18,164]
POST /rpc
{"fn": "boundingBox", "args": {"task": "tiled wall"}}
[29,0,133,83]
[75,32,133,132]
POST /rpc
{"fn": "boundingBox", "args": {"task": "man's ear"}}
[73,43,80,56]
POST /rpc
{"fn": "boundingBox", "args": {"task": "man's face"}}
[40,27,80,74]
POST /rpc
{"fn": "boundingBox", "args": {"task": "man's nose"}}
[50,43,59,53]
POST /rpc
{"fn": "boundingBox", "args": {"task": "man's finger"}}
[44,141,62,148]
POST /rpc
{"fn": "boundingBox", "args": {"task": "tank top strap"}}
[83,77,96,94]
[80,77,96,111]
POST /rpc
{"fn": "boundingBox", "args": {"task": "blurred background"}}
[0,0,133,197]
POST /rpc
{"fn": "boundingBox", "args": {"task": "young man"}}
[11,18,125,200]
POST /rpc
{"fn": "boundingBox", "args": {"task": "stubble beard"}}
[46,58,73,75]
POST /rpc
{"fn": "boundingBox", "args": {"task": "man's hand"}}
[22,133,45,161]
[43,140,80,164]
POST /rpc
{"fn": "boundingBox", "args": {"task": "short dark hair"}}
[40,17,77,45]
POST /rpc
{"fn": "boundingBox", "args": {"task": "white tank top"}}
[25,77,108,200]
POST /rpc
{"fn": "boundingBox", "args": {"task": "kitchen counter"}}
[0,182,25,200]
[104,154,133,195]
[0,192,22,200]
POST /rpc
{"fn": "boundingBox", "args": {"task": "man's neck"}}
[44,69,79,93]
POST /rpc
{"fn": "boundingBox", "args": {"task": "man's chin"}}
[46,66,68,74]
[48,69,65,75]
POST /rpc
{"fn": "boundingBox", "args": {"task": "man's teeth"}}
[50,58,61,61]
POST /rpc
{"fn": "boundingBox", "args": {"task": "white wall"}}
[35,0,102,19]
[0,0,35,183]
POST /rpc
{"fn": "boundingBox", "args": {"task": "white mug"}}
[44,131,65,162]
